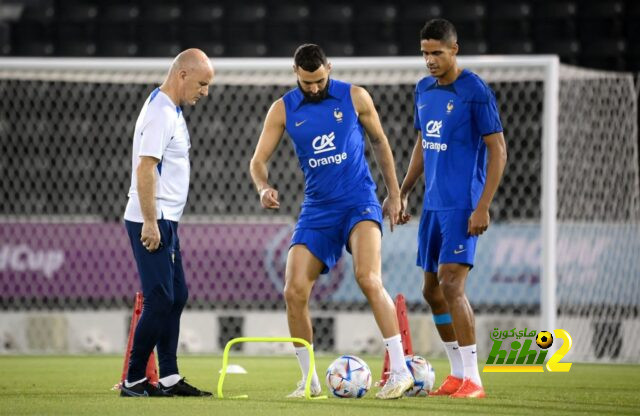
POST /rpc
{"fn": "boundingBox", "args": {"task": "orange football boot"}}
[450,378,486,398]
[429,375,463,396]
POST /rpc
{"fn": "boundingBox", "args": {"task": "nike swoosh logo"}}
[295,120,307,127]
[418,104,427,109]
[454,249,466,254]
[452,347,459,350]
[472,351,477,354]
[121,387,149,397]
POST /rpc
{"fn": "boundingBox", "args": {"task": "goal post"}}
[0,54,562,328]
[542,56,560,335]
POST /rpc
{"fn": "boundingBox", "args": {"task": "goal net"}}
[0,56,638,362]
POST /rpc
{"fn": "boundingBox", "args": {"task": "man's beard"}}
[297,80,329,103]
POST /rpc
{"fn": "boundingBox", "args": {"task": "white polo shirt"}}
[124,88,191,223]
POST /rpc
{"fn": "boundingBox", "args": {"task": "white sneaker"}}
[375,370,414,399]
[286,380,322,398]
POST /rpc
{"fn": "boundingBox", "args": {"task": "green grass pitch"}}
[1,355,639,415]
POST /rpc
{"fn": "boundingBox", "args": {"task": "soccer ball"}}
[325,355,372,398]
[536,331,554,349]
[404,355,436,397]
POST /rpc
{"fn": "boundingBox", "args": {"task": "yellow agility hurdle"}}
[217,336,328,400]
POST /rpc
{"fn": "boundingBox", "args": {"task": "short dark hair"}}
[293,44,328,72]
[420,18,457,44]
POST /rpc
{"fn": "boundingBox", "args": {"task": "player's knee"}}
[422,285,438,305]
[355,271,382,297]
[283,281,308,307]
[145,286,174,316]
[439,276,464,302]
[173,287,188,311]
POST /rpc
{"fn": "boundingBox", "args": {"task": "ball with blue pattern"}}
[404,355,435,397]
[325,355,372,398]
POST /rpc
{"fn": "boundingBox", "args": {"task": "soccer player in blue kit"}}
[398,19,507,398]
[250,44,414,399]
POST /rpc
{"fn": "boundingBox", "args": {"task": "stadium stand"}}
[0,0,638,70]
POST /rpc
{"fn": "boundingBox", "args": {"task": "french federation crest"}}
[446,100,454,114]
[334,108,343,123]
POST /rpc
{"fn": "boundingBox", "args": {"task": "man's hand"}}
[468,206,490,236]
[260,187,280,209]
[382,194,401,232]
[140,221,161,251]
[397,192,412,225]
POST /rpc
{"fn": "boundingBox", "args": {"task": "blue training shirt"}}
[283,79,377,206]
[414,69,503,210]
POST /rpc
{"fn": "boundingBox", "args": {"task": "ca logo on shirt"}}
[312,132,336,154]
[425,120,442,138]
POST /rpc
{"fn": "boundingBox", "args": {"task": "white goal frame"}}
[0,55,560,331]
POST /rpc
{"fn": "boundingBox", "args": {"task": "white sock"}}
[383,334,408,374]
[124,377,146,388]
[459,344,482,385]
[159,374,181,387]
[443,341,464,379]
[295,345,320,387]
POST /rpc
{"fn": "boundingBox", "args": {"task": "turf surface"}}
[1,355,639,415]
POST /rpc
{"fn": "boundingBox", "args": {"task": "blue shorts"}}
[292,200,383,274]
[417,209,478,273]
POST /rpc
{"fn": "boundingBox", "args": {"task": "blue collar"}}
[421,69,469,94]
[150,87,182,114]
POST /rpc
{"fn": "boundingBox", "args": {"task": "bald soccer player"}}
[121,49,214,398]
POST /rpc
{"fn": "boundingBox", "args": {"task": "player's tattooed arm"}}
[250,99,286,209]
[468,132,507,235]
[351,85,401,230]
[398,131,425,225]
